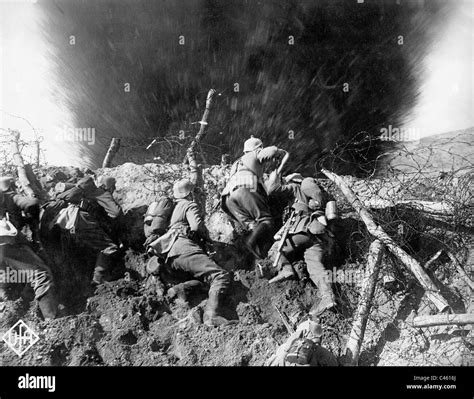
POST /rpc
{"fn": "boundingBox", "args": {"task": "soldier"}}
[53,175,123,285]
[267,175,338,317]
[147,179,231,327]
[265,319,337,366]
[221,136,287,259]
[0,176,58,320]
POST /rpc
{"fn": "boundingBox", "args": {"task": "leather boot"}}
[203,288,231,327]
[92,253,113,285]
[269,264,296,284]
[309,291,336,318]
[245,221,272,259]
[38,289,58,320]
[167,280,205,302]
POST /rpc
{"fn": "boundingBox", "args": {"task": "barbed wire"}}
[314,130,473,365]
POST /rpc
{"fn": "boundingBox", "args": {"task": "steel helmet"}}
[243,136,263,152]
[296,319,323,341]
[0,176,13,192]
[173,179,194,199]
[98,175,116,190]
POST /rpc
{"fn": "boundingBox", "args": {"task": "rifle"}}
[272,210,295,268]
[273,304,295,334]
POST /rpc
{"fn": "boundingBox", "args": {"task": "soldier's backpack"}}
[285,337,316,365]
[144,196,175,239]
[144,196,180,262]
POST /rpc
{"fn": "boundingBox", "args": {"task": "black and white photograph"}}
[0,0,472,395]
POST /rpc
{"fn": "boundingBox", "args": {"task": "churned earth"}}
[0,138,473,366]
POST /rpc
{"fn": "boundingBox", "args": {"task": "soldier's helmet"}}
[243,136,263,153]
[173,179,194,199]
[296,319,323,341]
[0,176,13,192]
[98,175,116,191]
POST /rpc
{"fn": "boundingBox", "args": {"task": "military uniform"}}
[166,199,229,287]
[0,179,57,319]
[265,319,338,366]
[221,140,286,258]
[269,177,337,317]
[147,179,231,326]
[53,176,122,284]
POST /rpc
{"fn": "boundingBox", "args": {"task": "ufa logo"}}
[2,320,39,357]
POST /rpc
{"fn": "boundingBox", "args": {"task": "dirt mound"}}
[0,162,472,366]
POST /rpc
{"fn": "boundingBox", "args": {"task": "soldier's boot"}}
[305,244,336,317]
[91,266,107,286]
[203,287,232,327]
[167,280,205,302]
[37,289,58,320]
[244,220,273,260]
[92,253,113,285]
[269,264,296,284]
[309,288,336,318]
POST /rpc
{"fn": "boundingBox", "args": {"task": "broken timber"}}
[10,130,37,197]
[102,138,121,168]
[344,239,384,366]
[413,313,474,328]
[322,168,449,312]
[185,89,216,214]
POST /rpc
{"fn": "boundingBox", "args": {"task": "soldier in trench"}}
[266,173,339,318]
[0,176,59,320]
[220,136,288,260]
[145,179,232,327]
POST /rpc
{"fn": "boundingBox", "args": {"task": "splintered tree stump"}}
[322,168,450,312]
[10,130,37,197]
[413,313,474,328]
[184,88,216,168]
[185,89,216,215]
[344,239,384,366]
[34,139,41,168]
[102,138,121,168]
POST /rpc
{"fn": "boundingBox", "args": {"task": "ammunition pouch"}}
[306,213,327,235]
